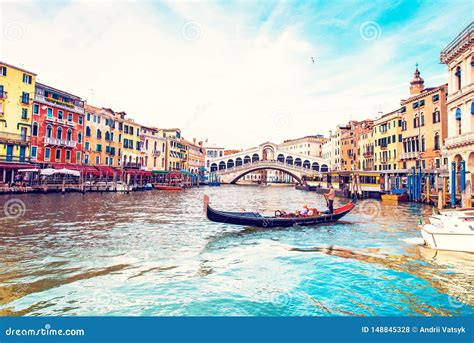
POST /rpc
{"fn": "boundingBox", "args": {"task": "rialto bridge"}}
[208,142,330,184]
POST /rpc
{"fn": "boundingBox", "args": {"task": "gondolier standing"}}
[324,185,336,214]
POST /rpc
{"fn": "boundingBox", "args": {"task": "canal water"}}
[0,185,473,316]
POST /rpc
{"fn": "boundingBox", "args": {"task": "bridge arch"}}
[294,158,302,167]
[210,163,218,172]
[244,155,251,164]
[227,159,234,169]
[252,153,259,162]
[277,154,285,163]
[236,157,243,166]
[303,160,310,169]
[286,156,293,165]
[229,166,303,184]
[219,161,226,170]
[321,164,329,172]
[312,162,319,171]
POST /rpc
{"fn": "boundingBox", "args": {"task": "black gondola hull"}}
[206,202,355,228]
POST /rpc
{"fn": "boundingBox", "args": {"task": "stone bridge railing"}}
[215,159,317,175]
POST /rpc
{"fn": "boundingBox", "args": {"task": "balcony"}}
[363,151,373,158]
[0,132,30,144]
[380,157,388,164]
[34,93,85,114]
[0,155,30,163]
[379,145,387,150]
[0,91,7,100]
[401,152,418,159]
[45,116,56,123]
[152,150,161,157]
[20,97,33,105]
[57,118,66,125]
[65,120,76,127]
[123,162,142,169]
[444,132,474,149]
[44,137,77,148]
[20,116,30,122]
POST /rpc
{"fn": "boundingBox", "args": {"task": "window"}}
[78,116,83,125]
[130,127,134,135]
[67,129,72,141]
[96,144,102,152]
[66,150,71,161]
[78,132,82,144]
[21,92,29,104]
[86,113,91,121]
[420,114,425,126]
[32,122,38,136]
[85,142,90,150]
[68,113,73,122]
[455,66,461,90]
[46,125,52,138]
[97,116,101,124]
[57,127,62,139]
[58,111,64,120]
[97,129,102,139]
[33,104,39,114]
[413,102,418,109]
[45,148,50,160]
[433,110,440,123]
[22,73,32,84]
[55,149,61,161]
[86,126,91,137]
[76,152,81,163]
[434,133,440,150]
[432,94,439,102]
[47,108,53,117]
[21,108,28,119]
[31,146,37,158]
[0,66,6,76]
[419,99,425,107]
[96,156,100,165]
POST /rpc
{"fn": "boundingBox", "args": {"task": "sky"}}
[0,0,472,149]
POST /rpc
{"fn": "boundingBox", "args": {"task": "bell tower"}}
[409,63,425,95]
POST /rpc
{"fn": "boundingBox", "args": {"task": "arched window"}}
[434,133,440,151]
[312,162,320,171]
[86,126,91,137]
[227,159,234,169]
[286,156,293,165]
[251,154,259,162]
[146,139,149,150]
[210,163,218,172]
[32,122,38,136]
[303,160,310,169]
[420,113,424,127]
[46,125,52,138]
[105,131,110,141]
[67,129,72,141]
[243,155,251,164]
[97,129,102,139]
[78,132,82,144]
[154,141,157,151]
[294,158,302,166]
[236,157,243,166]
[321,164,329,172]
[421,136,425,152]
[219,161,226,170]
[277,154,284,163]
[455,66,461,90]
[57,127,63,139]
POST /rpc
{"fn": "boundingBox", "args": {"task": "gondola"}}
[205,200,356,228]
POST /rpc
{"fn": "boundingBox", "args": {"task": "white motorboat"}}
[419,208,474,253]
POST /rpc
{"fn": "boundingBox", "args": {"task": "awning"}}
[152,170,169,174]
[41,168,80,177]
[0,163,34,169]
[99,167,116,176]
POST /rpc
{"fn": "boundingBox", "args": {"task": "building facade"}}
[141,126,166,171]
[161,128,186,171]
[356,122,375,171]
[440,22,474,191]
[278,135,327,157]
[373,110,403,171]
[0,62,36,173]
[122,118,145,169]
[32,83,85,166]
[399,67,449,170]
[185,138,205,174]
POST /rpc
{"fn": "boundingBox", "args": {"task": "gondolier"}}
[324,185,336,214]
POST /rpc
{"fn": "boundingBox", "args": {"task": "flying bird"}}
[311,57,315,63]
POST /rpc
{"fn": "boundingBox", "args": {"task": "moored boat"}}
[206,200,356,228]
[381,189,409,202]
[419,208,474,253]
[155,185,183,190]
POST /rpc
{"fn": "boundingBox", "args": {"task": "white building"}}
[278,135,327,157]
[440,22,474,192]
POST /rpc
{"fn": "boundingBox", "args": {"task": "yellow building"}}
[373,109,403,171]
[121,117,145,169]
[161,128,187,171]
[399,67,448,170]
[183,138,205,174]
[0,62,36,174]
[141,126,166,171]
[356,122,374,171]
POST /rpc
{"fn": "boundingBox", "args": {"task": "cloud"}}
[0,0,470,149]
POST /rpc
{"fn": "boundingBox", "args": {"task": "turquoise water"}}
[0,185,473,316]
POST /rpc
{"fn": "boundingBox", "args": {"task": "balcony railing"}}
[44,137,77,148]
[152,150,161,157]
[400,152,418,159]
[20,97,33,105]
[444,132,474,149]
[123,162,143,169]
[0,132,30,144]
[0,155,30,163]
[34,94,85,114]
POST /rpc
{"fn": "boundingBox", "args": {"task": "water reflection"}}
[0,185,472,316]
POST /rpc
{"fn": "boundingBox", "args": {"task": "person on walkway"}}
[324,185,336,214]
